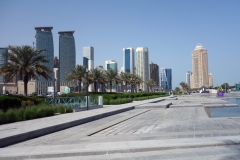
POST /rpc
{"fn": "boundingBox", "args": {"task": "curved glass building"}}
[58,31,76,86]
[35,27,54,94]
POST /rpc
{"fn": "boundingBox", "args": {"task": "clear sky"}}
[1,0,240,88]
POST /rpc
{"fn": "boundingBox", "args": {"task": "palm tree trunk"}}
[110,82,112,93]
[94,82,97,93]
[23,75,28,96]
[78,80,81,93]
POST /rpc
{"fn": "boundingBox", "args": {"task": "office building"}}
[123,48,134,73]
[0,47,18,94]
[105,60,118,92]
[0,48,8,83]
[208,73,213,87]
[150,62,159,86]
[54,57,59,68]
[191,44,209,88]
[160,68,172,92]
[186,71,192,87]
[105,60,118,71]
[35,27,54,94]
[83,46,94,92]
[58,31,76,87]
[83,46,94,70]
[136,47,149,91]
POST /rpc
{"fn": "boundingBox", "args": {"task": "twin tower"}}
[35,27,75,94]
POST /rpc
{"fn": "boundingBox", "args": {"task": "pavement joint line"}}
[87,109,151,136]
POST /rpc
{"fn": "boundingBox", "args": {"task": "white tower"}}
[136,47,149,91]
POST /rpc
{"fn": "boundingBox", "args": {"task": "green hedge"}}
[0,105,73,125]
[0,96,22,112]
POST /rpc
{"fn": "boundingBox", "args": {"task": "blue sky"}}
[1,0,240,88]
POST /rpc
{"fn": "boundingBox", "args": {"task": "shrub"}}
[36,106,46,118]
[66,106,73,113]
[15,108,25,121]
[4,109,17,123]
[56,105,65,114]
[24,107,37,120]
[0,96,22,112]
[0,110,5,124]
[21,100,34,107]
[103,99,109,105]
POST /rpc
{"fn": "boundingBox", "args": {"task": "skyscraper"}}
[150,62,159,86]
[54,57,59,68]
[186,71,192,87]
[35,27,54,94]
[83,46,94,70]
[58,31,76,86]
[83,46,94,92]
[136,47,149,91]
[160,68,172,92]
[105,60,118,71]
[0,48,8,83]
[123,48,134,73]
[208,73,213,87]
[191,44,209,88]
[105,60,118,92]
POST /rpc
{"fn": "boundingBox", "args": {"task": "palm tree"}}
[130,74,142,93]
[66,65,86,93]
[104,69,118,93]
[0,45,52,96]
[179,82,188,94]
[175,87,181,93]
[115,75,122,93]
[135,75,143,92]
[146,79,156,92]
[88,68,105,92]
[119,72,131,92]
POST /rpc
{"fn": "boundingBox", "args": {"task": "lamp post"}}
[53,78,56,106]
[86,68,89,110]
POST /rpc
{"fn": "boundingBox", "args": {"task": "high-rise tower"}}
[136,47,149,91]
[150,62,159,86]
[83,46,94,92]
[0,48,8,83]
[123,48,134,73]
[186,71,192,87]
[191,44,209,88]
[160,68,172,92]
[83,46,94,70]
[35,27,54,94]
[58,31,76,86]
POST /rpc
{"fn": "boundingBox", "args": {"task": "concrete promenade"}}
[1,94,240,159]
[0,96,166,147]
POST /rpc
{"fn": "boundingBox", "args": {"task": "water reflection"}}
[204,98,240,118]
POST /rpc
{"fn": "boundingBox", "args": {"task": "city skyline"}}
[1,0,240,88]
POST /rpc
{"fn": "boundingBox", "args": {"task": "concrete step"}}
[135,102,172,109]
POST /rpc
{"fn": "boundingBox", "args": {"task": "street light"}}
[86,68,89,110]
[53,78,56,106]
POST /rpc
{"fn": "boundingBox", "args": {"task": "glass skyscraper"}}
[123,48,134,73]
[160,68,172,92]
[83,46,94,69]
[58,31,76,86]
[0,48,8,83]
[35,27,54,94]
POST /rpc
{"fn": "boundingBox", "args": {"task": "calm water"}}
[204,97,240,118]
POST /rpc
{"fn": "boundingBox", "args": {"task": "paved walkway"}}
[1,94,240,159]
[0,96,167,147]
